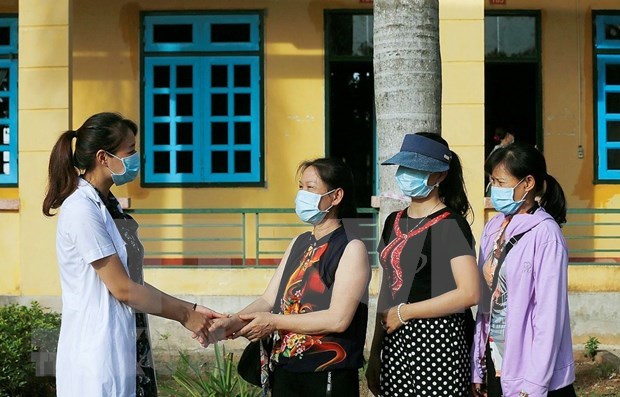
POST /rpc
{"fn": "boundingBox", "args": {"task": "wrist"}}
[397,303,409,325]
[231,313,243,325]
[269,313,279,330]
[403,302,416,321]
[181,303,193,325]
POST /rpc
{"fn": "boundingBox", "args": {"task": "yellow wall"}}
[439,0,486,243]
[483,0,620,291]
[486,0,620,208]
[71,0,372,211]
[71,0,483,295]
[11,0,71,297]
[4,0,617,298]
[0,212,20,294]
[11,0,380,296]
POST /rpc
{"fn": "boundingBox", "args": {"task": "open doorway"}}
[485,12,542,158]
[325,11,374,208]
[328,62,374,207]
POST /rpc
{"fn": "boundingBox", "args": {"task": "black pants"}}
[486,343,576,397]
[271,366,359,397]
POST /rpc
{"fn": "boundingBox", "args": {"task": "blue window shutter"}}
[143,13,262,185]
[204,57,260,183]
[144,57,203,183]
[594,15,620,51]
[595,14,620,181]
[0,18,18,186]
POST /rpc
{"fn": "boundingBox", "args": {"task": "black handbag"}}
[237,340,262,386]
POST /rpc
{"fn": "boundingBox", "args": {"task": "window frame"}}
[141,11,264,187]
[0,15,18,187]
[593,11,620,183]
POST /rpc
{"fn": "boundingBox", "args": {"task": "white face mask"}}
[295,189,335,225]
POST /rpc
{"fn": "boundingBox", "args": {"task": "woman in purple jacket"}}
[472,143,576,397]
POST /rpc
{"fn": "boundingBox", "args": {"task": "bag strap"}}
[491,230,530,292]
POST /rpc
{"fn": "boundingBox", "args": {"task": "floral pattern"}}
[272,236,348,372]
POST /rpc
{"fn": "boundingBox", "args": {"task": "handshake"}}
[186,305,276,347]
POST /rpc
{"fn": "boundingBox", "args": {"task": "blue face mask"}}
[295,189,336,225]
[490,178,528,215]
[107,152,140,186]
[395,167,436,198]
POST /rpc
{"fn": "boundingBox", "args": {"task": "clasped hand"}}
[191,310,276,345]
[188,305,228,347]
[234,312,276,342]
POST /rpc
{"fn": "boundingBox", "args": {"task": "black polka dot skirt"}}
[380,313,470,397]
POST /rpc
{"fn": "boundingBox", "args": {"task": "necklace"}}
[406,201,442,231]
[313,221,342,241]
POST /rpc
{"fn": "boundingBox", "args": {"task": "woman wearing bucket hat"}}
[366,132,480,397]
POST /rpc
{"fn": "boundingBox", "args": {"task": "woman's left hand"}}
[236,312,277,342]
[382,304,407,334]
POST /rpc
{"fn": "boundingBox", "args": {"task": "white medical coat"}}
[55,178,136,396]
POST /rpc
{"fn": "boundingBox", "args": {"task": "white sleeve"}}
[66,200,117,264]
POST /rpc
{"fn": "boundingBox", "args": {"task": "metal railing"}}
[126,207,620,267]
[564,208,620,266]
[127,207,379,267]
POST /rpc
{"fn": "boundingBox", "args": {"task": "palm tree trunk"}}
[374,0,442,217]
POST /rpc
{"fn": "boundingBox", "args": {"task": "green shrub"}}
[161,344,262,397]
[584,336,600,360]
[0,302,61,397]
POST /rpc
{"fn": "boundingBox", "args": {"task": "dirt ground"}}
[158,350,620,397]
[574,351,620,397]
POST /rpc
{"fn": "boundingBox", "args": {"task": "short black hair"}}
[297,158,357,220]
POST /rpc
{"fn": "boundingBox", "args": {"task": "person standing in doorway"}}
[490,127,515,156]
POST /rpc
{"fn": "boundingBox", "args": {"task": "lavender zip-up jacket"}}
[471,208,575,396]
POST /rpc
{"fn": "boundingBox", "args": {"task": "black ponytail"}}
[485,142,567,225]
[416,132,472,219]
[440,150,472,219]
[42,130,77,216]
[43,112,138,216]
[540,174,567,225]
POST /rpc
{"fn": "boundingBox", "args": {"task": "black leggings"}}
[485,344,576,397]
[271,366,359,397]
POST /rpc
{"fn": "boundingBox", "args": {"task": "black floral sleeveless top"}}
[271,226,369,373]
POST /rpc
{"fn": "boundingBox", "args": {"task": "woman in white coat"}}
[43,112,222,397]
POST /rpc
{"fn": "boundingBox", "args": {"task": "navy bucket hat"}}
[382,133,452,172]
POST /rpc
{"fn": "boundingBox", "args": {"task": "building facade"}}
[0,0,617,349]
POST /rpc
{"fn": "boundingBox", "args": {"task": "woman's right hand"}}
[366,352,381,396]
[472,383,487,397]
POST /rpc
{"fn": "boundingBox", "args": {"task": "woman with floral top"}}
[210,157,370,397]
